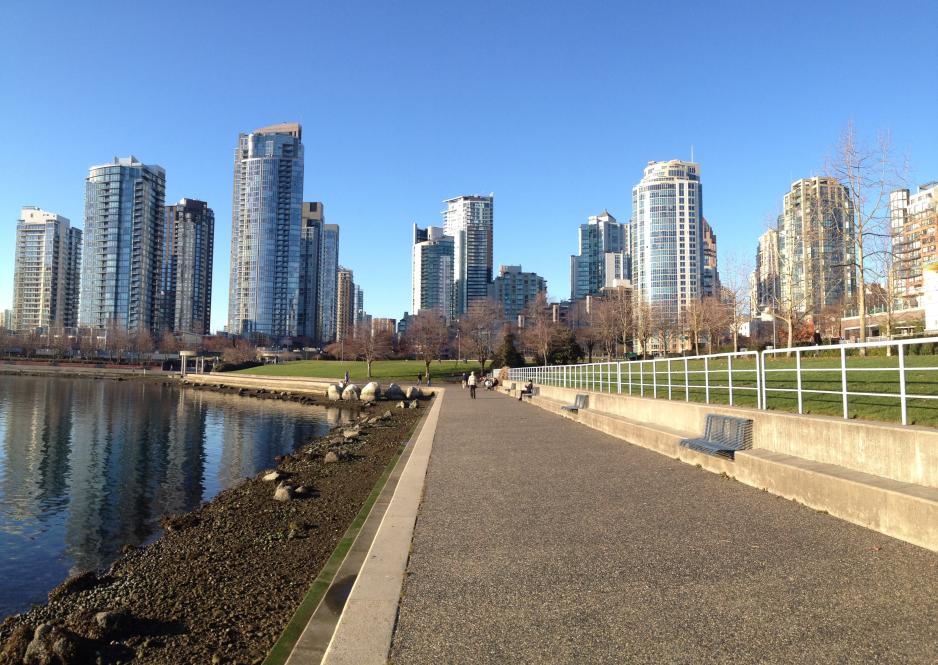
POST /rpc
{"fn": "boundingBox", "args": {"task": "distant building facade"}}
[160,199,214,335]
[779,176,856,318]
[372,317,396,337]
[317,223,340,344]
[701,218,719,298]
[228,123,304,339]
[443,195,493,314]
[491,265,547,320]
[412,225,455,320]
[12,207,81,331]
[336,267,355,342]
[298,202,324,342]
[570,210,627,301]
[890,182,938,309]
[80,156,165,334]
[753,228,781,314]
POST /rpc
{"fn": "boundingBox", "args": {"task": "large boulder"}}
[273,482,295,502]
[385,383,406,400]
[361,382,381,402]
[341,384,361,401]
[327,384,342,401]
[405,386,423,400]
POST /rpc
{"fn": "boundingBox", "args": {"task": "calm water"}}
[0,375,352,616]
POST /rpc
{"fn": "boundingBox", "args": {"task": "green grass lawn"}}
[238,358,485,383]
[535,353,938,427]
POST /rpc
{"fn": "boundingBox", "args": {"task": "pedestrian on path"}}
[468,371,477,399]
[426,371,432,387]
[418,371,423,384]
[461,372,469,388]
[344,369,350,384]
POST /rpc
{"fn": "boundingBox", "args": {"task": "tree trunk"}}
[367,359,373,378]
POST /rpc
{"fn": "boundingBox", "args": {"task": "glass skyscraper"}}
[569,210,627,301]
[631,160,704,333]
[160,199,214,335]
[411,225,455,321]
[298,202,324,342]
[442,195,493,314]
[228,123,304,339]
[80,156,165,334]
[317,223,340,344]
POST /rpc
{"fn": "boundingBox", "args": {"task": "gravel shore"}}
[0,388,425,665]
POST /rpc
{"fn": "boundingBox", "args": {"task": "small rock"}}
[396,401,406,409]
[381,410,392,420]
[262,470,283,482]
[408,400,419,409]
[273,482,295,502]
[323,451,339,464]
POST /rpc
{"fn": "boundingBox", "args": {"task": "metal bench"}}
[561,393,588,412]
[520,386,539,401]
[680,414,753,459]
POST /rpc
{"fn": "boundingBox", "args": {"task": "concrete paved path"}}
[390,386,938,664]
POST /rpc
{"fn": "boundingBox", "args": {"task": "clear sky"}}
[2,0,937,331]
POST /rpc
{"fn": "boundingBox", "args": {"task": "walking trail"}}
[389,385,938,664]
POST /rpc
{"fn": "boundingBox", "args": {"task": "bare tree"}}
[827,122,902,346]
[222,339,257,365]
[592,298,621,358]
[159,331,181,355]
[632,297,654,359]
[352,321,393,378]
[521,293,555,365]
[721,252,753,352]
[652,305,679,356]
[405,310,449,378]
[459,299,502,373]
[682,300,706,355]
[701,297,730,353]
[132,329,155,365]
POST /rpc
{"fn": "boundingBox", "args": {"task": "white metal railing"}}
[507,336,938,426]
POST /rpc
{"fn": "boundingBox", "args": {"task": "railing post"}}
[668,358,671,399]
[684,357,689,401]
[617,362,622,394]
[899,343,908,425]
[840,346,848,419]
[756,353,763,410]
[728,355,734,406]
[653,359,658,398]
[640,362,644,396]
[795,349,803,415]
[704,356,710,404]
[628,362,633,395]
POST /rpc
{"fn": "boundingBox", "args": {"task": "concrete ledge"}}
[516,387,938,552]
[182,373,336,395]
[320,388,444,664]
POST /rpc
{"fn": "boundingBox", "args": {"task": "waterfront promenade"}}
[384,387,938,664]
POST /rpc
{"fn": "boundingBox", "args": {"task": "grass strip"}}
[262,415,423,665]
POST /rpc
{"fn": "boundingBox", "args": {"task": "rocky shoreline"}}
[0,386,428,665]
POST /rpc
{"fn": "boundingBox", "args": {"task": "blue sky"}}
[2,0,937,331]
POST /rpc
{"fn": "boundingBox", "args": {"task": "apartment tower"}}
[12,207,82,331]
[412,224,455,320]
[160,199,214,335]
[890,182,938,308]
[228,123,304,338]
[442,195,493,314]
[570,210,627,301]
[80,156,165,334]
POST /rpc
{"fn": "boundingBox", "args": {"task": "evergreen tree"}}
[493,329,525,368]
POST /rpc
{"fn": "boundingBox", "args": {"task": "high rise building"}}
[603,252,630,289]
[491,265,547,320]
[336,267,355,342]
[160,199,214,335]
[411,225,455,320]
[318,223,340,344]
[12,207,82,331]
[890,182,938,308]
[298,202,324,341]
[372,317,397,337]
[701,218,720,298]
[443,195,493,314]
[753,228,781,314]
[779,177,856,318]
[570,210,627,301]
[80,157,165,334]
[228,123,304,339]
[354,285,365,326]
[1,310,12,331]
[631,160,704,329]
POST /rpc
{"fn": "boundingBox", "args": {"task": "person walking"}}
[461,371,469,388]
[344,369,350,384]
[426,371,432,387]
[417,371,423,384]
[467,371,478,399]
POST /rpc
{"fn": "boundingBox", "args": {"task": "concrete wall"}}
[181,373,335,395]
[532,384,938,489]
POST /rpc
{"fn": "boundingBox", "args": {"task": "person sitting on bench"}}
[519,379,534,400]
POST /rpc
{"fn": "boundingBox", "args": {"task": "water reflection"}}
[0,375,351,616]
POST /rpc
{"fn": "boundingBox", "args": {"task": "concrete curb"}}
[319,388,445,664]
